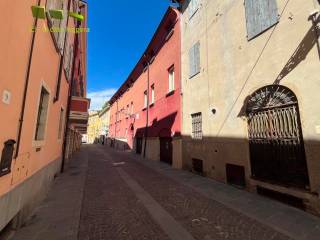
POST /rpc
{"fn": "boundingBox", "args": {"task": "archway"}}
[246,85,309,189]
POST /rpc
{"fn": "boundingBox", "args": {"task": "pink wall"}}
[109,8,181,148]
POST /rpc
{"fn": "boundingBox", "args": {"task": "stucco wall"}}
[0,158,61,231]
[0,0,77,230]
[108,8,182,151]
[181,0,320,211]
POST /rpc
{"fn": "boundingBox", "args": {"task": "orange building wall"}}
[0,0,72,200]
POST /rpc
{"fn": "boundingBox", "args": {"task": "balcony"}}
[69,96,91,134]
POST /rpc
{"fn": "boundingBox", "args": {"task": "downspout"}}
[15,0,41,159]
[61,8,83,173]
[178,8,183,167]
[143,60,150,158]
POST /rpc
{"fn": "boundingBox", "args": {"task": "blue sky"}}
[86,0,177,110]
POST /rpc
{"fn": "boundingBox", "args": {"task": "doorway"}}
[246,85,309,189]
[160,137,172,165]
[136,138,143,154]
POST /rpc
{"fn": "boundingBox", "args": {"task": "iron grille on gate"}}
[246,85,309,189]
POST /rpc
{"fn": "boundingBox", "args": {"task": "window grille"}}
[191,112,202,139]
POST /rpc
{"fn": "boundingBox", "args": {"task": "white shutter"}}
[189,42,200,78]
[57,0,68,53]
[194,42,200,74]
[189,46,195,78]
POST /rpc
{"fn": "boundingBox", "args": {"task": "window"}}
[188,0,200,19]
[151,84,155,104]
[58,108,65,139]
[244,0,278,40]
[35,87,50,141]
[126,104,130,118]
[144,90,147,108]
[189,42,200,78]
[64,41,74,81]
[46,0,67,52]
[191,112,202,139]
[168,66,175,92]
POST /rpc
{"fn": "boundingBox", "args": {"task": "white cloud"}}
[87,88,117,110]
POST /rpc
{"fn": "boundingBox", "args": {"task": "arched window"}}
[246,85,309,189]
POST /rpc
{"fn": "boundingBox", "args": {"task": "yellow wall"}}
[180,0,320,212]
[87,112,102,143]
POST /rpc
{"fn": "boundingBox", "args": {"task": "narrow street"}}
[11,145,320,240]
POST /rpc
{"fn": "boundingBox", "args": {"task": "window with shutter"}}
[168,66,175,92]
[46,0,65,51]
[57,0,68,52]
[68,44,74,77]
[58,108,65,139]
[144,91,148,108]
[151,85,155,104]
[63,39,74,81]
[188,0,200,19]
[189,41,200,78]
[189,47,195,77]
[245,0,279,40]
[35,87,50,141]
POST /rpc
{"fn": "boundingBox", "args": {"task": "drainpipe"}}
[14,0,41,159]
[143,58,150,158]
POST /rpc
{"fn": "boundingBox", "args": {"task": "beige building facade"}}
[179,0,320,214]
[87,111,101,144]
[99,103,111,138]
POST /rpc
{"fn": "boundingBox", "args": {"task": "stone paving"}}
[77,149,170,240]
[10,144,320,240]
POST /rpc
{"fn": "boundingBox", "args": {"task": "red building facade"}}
[108,7,182,167]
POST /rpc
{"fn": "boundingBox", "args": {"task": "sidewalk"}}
[8,144,320,240]
[11,147,88,240]
[122,149,320,240]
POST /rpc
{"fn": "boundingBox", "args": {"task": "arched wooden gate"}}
[246,85,309,189]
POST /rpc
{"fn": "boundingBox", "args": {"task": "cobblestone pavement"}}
[78,145,294,240]
[77,149,170,240]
